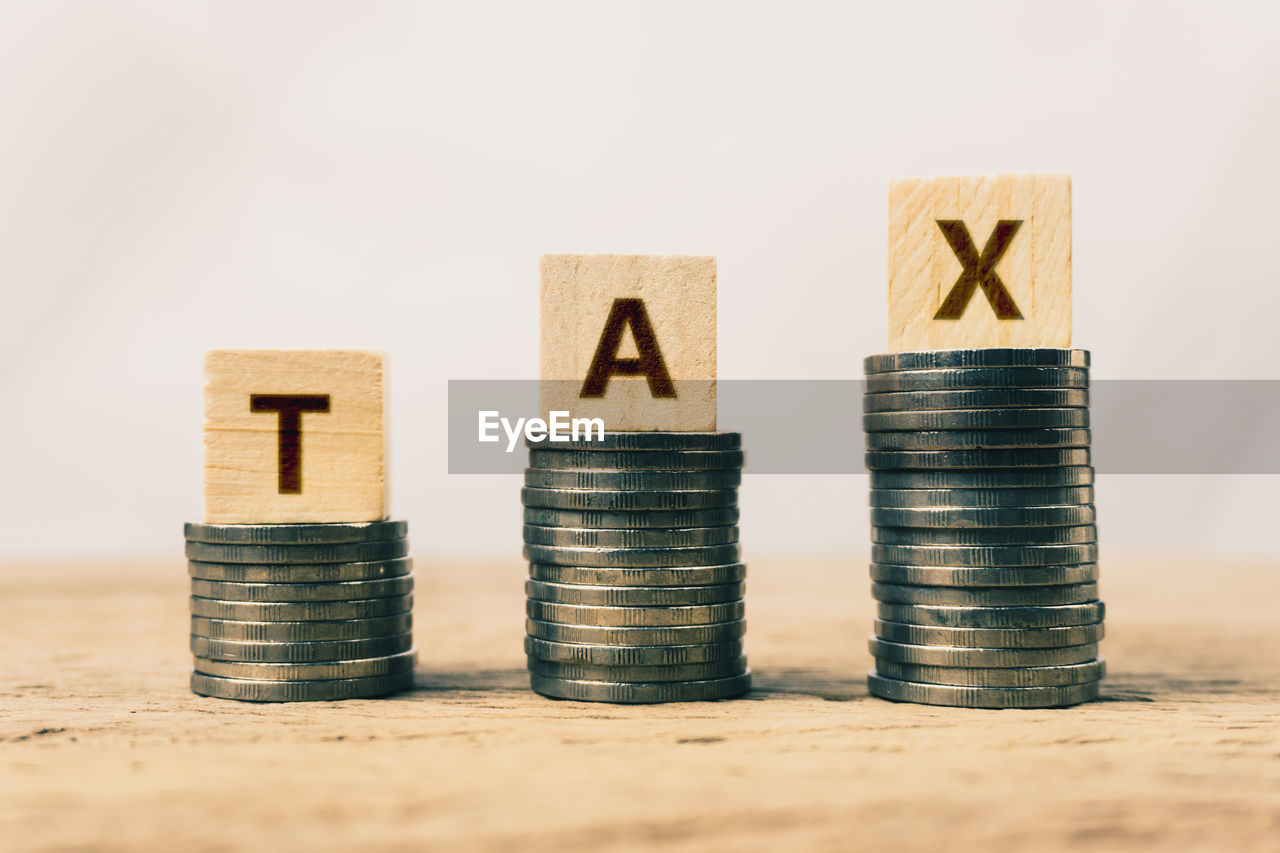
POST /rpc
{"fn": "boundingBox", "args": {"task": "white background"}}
[1,1,1277,561]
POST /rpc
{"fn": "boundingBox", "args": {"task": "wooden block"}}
[203,349,387,523]
[540,254,716,431]
[887,173,1071,352]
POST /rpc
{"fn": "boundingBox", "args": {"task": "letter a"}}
[579,298,677,398]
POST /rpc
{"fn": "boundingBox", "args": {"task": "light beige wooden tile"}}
[203,349,387,523]
[540,254,716,431]
[887,173,1071,351]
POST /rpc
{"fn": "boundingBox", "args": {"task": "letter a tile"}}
[887,173,1071,351]
[203,349,387,523]
[540,254,716,430]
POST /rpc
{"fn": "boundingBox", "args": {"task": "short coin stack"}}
[862,349,1104,708]
[185,521,416,701]
[522,432,750,703]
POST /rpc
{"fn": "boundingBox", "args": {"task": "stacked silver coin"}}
[185,521,416,701]
[522,432,751,703]
[862,349,1105,708]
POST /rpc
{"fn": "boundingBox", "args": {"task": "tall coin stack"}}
[521,432,751,703]
[862,349,1105,708]
[185,521,416,701]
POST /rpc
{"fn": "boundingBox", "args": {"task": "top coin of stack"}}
[522,432,751,703]
[185,520,416,701]
[862,349,1105,708]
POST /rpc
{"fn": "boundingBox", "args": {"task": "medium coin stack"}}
[522,432,751,703]
[862,349,1105,708]
[185,520,416,701]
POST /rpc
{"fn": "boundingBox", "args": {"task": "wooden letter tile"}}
[540,254,716,430]
[203,349,387,523]
[887,173,1071,351]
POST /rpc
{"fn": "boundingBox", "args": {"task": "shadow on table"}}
[402,666,871,701]
[744,668,1253,705]
[1095,670,1261,703]
[738,667,867,702]
[410,667,529,693]
[395,667,1245,705]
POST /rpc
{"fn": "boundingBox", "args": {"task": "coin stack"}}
[185,521,416,701]
[521,432,750,703]
[862,349,1105,708]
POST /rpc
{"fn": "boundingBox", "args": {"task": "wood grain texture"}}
[888,174,1071,351]
[2,555,1277,852]
[203,349,387,523]
[540,254,716,431]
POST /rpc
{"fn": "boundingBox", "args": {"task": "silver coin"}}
[865,349,1090,373]
[523,543,742,568]
[193,648,417,681]
[526,599,744,628]
[874,658,1106,688]
[871,525,1097,546]
[524,469,741,490]
[523,524,738,548]
[188,557,413,584]
[866,671,1099,708]
[183,520,406,545]
[524,636,743,666]
[874,619,1104,648]
[525,579,745,606]
[877,601,1106,628]
[189,575,413,603]
[527,656,749,684]
[872,543,1099,567]
[191,613,411,642]
[863,388,1090,413]
[866,448,1091,471]
[526,618,747,646]
[190,670,413,702]
[190,594,413,622]
[527,562,747,587]
[521,487,738,511]
[526,432,741,451]
[185,539,408,565]
[191,632,414,663]
[870,487,1094,509]
[523,506,740,529]
[871,504,1096,528]
[866,428,1091,451]
[864,408,1089,433]
[528,449,744,471]
[870,467,1094,490]
[529,671,751,704]
[868,637,1100,667]
[869,562,1099,587]
[865,366,1089,393]
[873,582,1099,607]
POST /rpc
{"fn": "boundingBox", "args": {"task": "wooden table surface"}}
[3,554,1278,851]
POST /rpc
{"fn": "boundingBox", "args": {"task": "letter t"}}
[249,394,331,494]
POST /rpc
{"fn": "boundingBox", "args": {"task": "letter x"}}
[933,220,1024,320]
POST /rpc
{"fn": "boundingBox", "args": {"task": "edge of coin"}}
[523,636,744,666]
[864,349,1090,373]
[867,670,1100,708]
[529,671,752,704]
[189,670,414,702]
[184,520,407,545]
